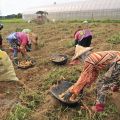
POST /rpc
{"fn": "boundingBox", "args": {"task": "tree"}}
[17,13,22,18]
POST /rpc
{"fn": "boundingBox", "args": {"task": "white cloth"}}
[72,45,93,60]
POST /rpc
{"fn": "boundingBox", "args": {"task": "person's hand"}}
[59,90,73,101]
[26,44,32,52]
[111,85,119,92]
[25,55,31,61]
[13,58,18,65]
[20,45,26,53]
[69,59,80,65]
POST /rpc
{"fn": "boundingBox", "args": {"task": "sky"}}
[0,0,79,16]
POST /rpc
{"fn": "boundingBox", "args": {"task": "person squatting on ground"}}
[74,21,92,47]
[0,24,3,50]
[7,32,31,65]
[60,45,120,112]
[70,21,92,65]
[22,29,38,50]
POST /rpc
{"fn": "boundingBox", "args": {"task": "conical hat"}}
[72,45,93,60]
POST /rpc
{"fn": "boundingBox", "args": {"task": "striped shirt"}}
[70,51,120,95]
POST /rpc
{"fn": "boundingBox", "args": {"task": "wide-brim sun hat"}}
[72,45,93,60]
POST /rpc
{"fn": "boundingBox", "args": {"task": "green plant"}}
[19,91,42,109]
[0,18,26,23]
[42,66,81,90]
[107,33,120,44]
[7,104,31,120]
[64,40,75,48]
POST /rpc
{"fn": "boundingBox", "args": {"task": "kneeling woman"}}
[7,32,31,65]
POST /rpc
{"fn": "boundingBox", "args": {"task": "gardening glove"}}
[60,90,73,101]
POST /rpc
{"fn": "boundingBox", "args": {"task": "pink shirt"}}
[16,32,28,45]
[75,29,92,41]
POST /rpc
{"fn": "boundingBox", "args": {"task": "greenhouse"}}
[22,0,120,21]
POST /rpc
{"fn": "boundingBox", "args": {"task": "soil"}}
[0,22,120,120]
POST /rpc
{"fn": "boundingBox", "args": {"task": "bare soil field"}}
[0,21,120,120]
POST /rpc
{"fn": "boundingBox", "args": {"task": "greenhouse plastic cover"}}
[23,0,120,14]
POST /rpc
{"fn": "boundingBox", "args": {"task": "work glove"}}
[60,90,73,101]
[60,88,84,102]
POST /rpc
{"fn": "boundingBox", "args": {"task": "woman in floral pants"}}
[61,45,120,112]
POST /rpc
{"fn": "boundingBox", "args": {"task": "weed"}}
[44,100,120,120]
[107,33,120,44]
[64,40,75,48]
[7,103,31,120]
[19,91,42,110]
[62,20,120,23]
[37,58,51,66]
[42,66,81,90]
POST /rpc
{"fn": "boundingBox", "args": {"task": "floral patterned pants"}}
[96,62,120,104]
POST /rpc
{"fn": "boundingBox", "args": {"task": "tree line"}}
[0,13,22,19]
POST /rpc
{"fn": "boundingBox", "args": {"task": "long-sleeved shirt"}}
[7,32,29,58]
[70,51,120,95]
[74,29,92,41]
[16,32,29,45]
[7,32,29,46]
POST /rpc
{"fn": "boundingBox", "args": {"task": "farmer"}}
[69,21,92,65]
[22,29,38,50]
[7,32,31,65]
[0,24,3,50]
[60,45,120,112]
[74,21,92,47]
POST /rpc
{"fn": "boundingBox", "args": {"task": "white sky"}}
[0,0,79,15]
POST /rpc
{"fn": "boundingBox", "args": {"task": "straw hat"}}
[72,45,93,60]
